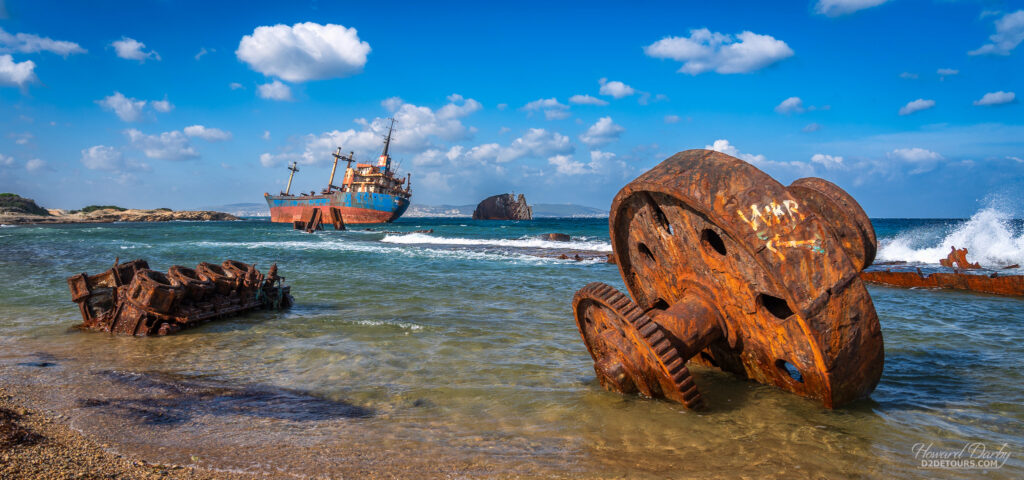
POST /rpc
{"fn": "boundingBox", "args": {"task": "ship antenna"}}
[284,161,299,195]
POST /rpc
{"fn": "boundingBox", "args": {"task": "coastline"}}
[0,209,239,225]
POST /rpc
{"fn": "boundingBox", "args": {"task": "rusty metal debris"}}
[939,246,980,269]
[861,269,1024,296]
[572,149,884,410]
[68,259,293,336]
[860,246,1024,296]
[293,207,345,232]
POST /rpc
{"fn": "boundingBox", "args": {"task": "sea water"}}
[0,210,1021,478]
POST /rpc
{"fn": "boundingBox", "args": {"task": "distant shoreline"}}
[0,209,239,225]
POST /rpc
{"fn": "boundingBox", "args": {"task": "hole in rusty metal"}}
[757,293,794,319]
[776,359,804,383]
[645,196,671,233]
[699,351,718,367]
[700,229,727,255]
[637,242,655,263]
[650,298,669,311]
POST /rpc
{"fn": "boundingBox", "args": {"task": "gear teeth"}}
[572,282,705,410]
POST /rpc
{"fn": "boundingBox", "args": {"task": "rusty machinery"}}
[68,259,292,336]
[572,149,883,409]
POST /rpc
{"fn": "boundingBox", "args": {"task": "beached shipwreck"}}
[573,149,884,410]
[67,259,292,336]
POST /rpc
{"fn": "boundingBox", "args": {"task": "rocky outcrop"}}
[472,193,532,220]
[540,233,571,242]
[0,208,239,225]
[0,193,50,216]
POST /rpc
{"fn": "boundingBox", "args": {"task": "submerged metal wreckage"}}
[68,259,292,336]
[573,149,884,410]
[861,246,1024,296]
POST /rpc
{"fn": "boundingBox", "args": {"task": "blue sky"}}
[0,0,1021,217]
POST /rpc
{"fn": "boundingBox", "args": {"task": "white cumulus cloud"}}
[95,92,173,121]
[547,154,587,175]
[184,125,232,141]
[644,28,793,75]
[0,28,85,56]
[80,145,123,171]
[236,22,370,82]
[568,94,608,106]
[151,98,173,113]
[579,116,625,147]
[705,139,766,163]
[111,37,160,62]
[664,114,680,124]
[96,92,147,122]
[898,98,935,116]
[775,96,804,114]
[124,129,198,161]
[810,153,844,169]
[0,54,36,87]
[888,147,942,174]
[814,0,889,17]
[522,97,569,120]
[25,158,45,171]
[498,128,573,163]
[598,78,635,98]
[969,10,1024,56]
[258,80,293,101]
[973,91,1016,106]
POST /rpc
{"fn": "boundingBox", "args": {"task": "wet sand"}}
[0,385,241,480]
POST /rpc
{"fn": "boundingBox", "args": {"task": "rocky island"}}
[0,194,238,225]
[472,193,533,220]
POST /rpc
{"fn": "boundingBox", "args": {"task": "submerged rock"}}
[472,193,532,220]
[540,233,571,242]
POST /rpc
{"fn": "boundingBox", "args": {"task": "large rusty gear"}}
[573,282,704,409]
[574,149,884,410]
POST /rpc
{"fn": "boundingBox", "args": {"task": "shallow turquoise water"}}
[0,218,1021,478]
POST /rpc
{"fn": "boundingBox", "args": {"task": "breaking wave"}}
[187,239,580,265]
[876,206,1024,267]
[380,233,613,252]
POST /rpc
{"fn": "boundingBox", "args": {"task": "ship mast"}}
[284,161,299,195]
[327,148,355,193]
[378,117,395,173]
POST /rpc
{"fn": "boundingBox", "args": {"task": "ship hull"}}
[265,191,410,224]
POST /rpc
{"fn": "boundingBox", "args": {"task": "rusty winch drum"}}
[573,149,884,409]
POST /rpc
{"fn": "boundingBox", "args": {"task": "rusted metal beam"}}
[861,269,1024,296]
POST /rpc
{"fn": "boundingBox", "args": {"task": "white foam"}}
[379,233,613,252]
[876,206,1024,267]
[187,239,570,265]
